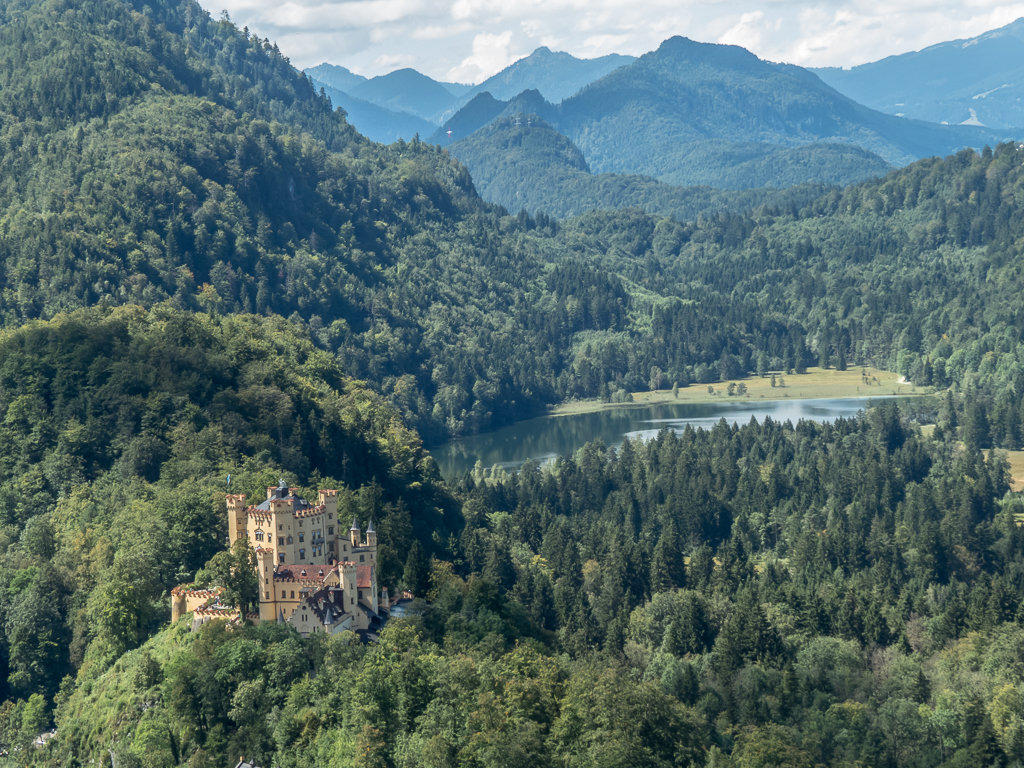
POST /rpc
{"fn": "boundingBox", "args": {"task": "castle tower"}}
[366,519,377,549]
[339,562,358,613]
[171,589,187,623]
[318,489,338,518]
[227,494,248,546]
[350,518,360,547]
[255,548,277,622]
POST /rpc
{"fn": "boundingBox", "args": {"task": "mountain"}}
[431,88,558,143]
[439,36,1015,188]
[304,61,368,94]
[312,78,436,142]
[464,46,635,103]
[448,116,845,218]
[431,91,505,144]
[814,18,1024,128]
[347,67,469,123]
[304,48,634,140]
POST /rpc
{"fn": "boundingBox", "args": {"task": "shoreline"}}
[547,366,930,418]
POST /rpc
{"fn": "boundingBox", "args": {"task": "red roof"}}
[357,564,373,589]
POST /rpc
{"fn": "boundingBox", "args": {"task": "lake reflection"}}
[432,396,909,480]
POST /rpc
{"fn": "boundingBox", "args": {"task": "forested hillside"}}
[448,116,870,218]
[41,407,1024,767]
[0,306,457,755]
[2,0,1024,445]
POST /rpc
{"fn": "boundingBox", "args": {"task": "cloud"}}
[446,30,523,82]
[212,0,1024,79]
[717,10,773,52]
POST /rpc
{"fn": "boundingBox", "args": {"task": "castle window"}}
[279,537,284,545]
[281,590,286,599]
[290,591,295,598]
[255,530,264,542]
[328,526,334,535]
[287,536,293,544]
[299,533,304,543]
[329,513,333,519]
[299,548,305,559]
[279,553,285,563]
[264,591,269,599]
[360,554,365,562]
[278,524,283,530]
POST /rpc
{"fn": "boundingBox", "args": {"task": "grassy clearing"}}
[550,366,927,416]
[987,449,1024,494]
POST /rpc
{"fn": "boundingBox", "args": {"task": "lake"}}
[432,396,913,480]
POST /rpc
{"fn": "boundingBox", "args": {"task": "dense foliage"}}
[2,1,1024,766]
[37,407,1024,768]
[0,305,455,723]
[1,0,1022,451]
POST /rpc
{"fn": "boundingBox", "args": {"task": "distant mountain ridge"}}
[463,47,634,104]
[814,18,1024,128]
[315,80,436,143]
[436,36,1013,189]
[304,47,635,141]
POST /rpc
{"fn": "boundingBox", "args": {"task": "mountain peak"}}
[653,36,760,67]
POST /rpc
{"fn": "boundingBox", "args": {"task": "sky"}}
[210,0,1024,83]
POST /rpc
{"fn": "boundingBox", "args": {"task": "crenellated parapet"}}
[170,585,225,623]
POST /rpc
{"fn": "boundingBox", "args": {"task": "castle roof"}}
[273,564,332,584]
[253,479,314,512]
[301,586,350,626]
[357,564,373,589]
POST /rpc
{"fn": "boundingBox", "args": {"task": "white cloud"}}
[717,10,770,51]
[446,30,523,81]
[211,0,1024,79]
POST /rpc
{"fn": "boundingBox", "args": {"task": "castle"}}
[172,480,388,636]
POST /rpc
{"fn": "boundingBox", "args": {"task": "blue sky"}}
[210,0,1024,82]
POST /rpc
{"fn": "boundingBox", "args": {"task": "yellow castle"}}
[172,480,388,636]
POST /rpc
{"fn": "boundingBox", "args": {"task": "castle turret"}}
[366,519,377,548]
[340,562,358,613]
[350,517,360,547]
[227,494,248,546]
[318,489,338,518]
[171,589,188,623]
[268,478,288,500]
[255,548,277,622]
